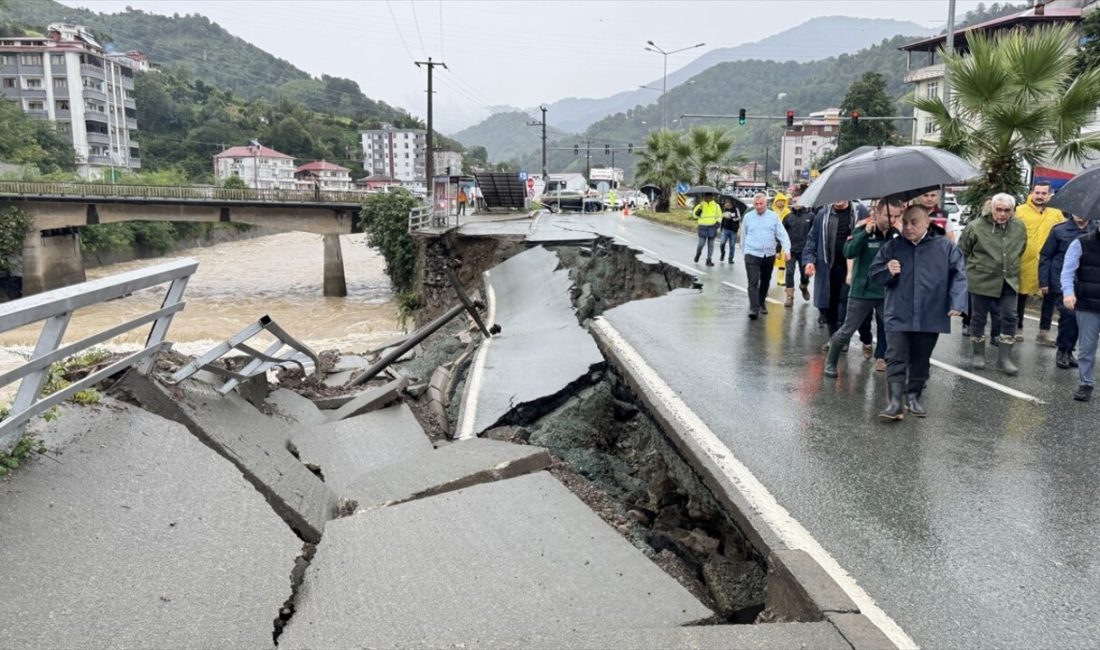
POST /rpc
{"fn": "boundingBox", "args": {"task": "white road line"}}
[456,273,496,440]
[721,280,785,305]
[631,244,709,277]
[590,318,918,650]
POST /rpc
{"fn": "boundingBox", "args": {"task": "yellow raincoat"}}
[772,192,791,282]
[1015,197,1065,295]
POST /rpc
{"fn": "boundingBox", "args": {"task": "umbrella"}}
[684,185,721,196]
[1048,166,1100,220]
[820,145,878,171]
[798,146,979,208]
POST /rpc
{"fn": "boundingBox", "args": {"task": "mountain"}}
[2,0,410,125]
[543,16,935,133]
[452,110,571,164]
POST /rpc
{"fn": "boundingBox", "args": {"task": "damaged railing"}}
[0,258,197,453]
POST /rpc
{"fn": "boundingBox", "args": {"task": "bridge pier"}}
[20,227,86,295]
[323,234,347,298]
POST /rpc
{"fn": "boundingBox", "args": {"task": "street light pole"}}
[645,40,705,131]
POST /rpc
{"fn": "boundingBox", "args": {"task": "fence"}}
[0,258,197,453]
[0,181,364,205]
[407,205,455,233]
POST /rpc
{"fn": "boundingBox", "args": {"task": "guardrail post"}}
[136,275,190,374]
[1,313,70,453]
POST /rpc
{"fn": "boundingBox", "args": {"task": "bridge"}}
[0,181,365,296]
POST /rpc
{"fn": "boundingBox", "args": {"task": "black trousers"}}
[785,256,809,288]
[971,283,1018,340]
[744,254,775,312]
[823,261,848,334]
[886,331,940,393]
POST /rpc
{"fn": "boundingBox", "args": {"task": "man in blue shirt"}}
[741,193,791,320]
[1060,227,1100,401]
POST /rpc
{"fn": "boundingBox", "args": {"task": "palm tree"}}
[911,24,1100,205]
[681,125,735,186]
[634,129,690,212]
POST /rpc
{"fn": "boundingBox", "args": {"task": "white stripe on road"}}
[618,238,708,277]
[720,281,1048,404]
[456,274,497,440]
[590,318,918,650]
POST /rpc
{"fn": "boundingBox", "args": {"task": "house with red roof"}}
[213,144,296,190]
[294,160,354,192]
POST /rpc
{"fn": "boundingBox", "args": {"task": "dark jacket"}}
[720,204,742,232]
[844,226,896,300]
[802,202,870,310]
[783,207,815,253]
[1039,218,1096,292]
[957,213,1027,297]
[870,231,968,333]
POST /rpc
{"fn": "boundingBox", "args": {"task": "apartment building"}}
[213,144,296,190]
[294,160,354,191]
[361,124,426,182]
[0,23,141,179]
[778,108,841,183]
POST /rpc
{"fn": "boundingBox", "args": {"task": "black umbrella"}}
[1048,166,1100,220]
[798,146,979,208]
[820,145,878,171]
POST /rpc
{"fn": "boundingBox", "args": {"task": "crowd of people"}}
[690,182,1098,418]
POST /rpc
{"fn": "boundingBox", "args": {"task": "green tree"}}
[0,206,31,273]
[1075,9,1100,75]
[0,99,75,173]
[911,24,1100,205]
[837,71,898,155]
[634,129,690,213]
[464,146,489,170]
[682,126,735,186]
[359,190,420,293]
[221,174,247,188]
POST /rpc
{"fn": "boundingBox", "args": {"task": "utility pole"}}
[763,146,770,187]
[526,105,548,186]
[585,138,592,184]
[943,0,956,113]
[415,57,447,195]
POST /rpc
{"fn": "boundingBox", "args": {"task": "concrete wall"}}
[20,228,85,295]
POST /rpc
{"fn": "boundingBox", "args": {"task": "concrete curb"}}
[587,318,902,650]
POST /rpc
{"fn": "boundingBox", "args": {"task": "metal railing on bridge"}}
[0,258,197,453]
[0,181,365,205]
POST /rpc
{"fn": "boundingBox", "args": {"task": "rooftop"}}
[295,160,351,173]
[215,145,294,160]
[900,4,1082,53]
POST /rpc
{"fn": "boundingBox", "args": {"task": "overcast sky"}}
[62,1,986,132]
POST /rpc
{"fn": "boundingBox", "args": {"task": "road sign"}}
[528,188,535,198]
[677,194,688,208]
[527,178,535,189]
[676,181,690,194]
[518,171,528,182]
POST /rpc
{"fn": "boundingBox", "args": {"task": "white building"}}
[294,160,354,191]
[778,108,840,183]
[361,124,426,182]
[433,150,463,176]
[213,144,296,190]
[0,23,141,179]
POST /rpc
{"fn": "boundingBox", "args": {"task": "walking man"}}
[824,197,903,378]
[958,193,1027,375]
[783,202,815,306]
[917,189,954,242]
[804,199,870,337]
[1016,181,1065,344]
[1061,228,1100,402]
[870,206,968,420]
[1040,213,1096,369]
[742,193,791,320]
[456,186,468,216]
[718,197,741,264]
[692,192,722,266]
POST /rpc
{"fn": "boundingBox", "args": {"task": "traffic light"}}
[605,144,610,155]
[573,144,579,156]
[628,143,633,153]
[786,110,795,127]
[738,108,746,126]
[851,110,860,125]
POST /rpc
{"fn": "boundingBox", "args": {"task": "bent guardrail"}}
[0,258,197,453]
[0,180,365,205]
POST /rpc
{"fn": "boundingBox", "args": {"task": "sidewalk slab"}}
[266,387,327,428]
[289,402,432,494]
[279,472,712,648]
[339,438,551,512]
[325,376,408,421]
[0,400,300,650]
[116,373,337,543]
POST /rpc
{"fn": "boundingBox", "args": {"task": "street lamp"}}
[644,40,705,131]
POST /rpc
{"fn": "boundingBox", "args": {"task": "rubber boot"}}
[970,338,986,370]
[878,382,906,421]
[997,339,1018,376]
[823,340,843,378]
[784,287,794,308]
[905,390,927,417]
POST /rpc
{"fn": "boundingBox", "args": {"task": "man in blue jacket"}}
[803,199,870,340]
[870,205,968,420]
[1039,213,1096,369]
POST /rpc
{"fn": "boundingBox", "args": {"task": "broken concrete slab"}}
[266,387,327,427]
[766,549,860,622]
[331,354,370,372]
[280,472,712,648]
[456,246,604,437]
[454,621,852,649]
[289,402,432,494]
[325,376,409,421]
[827,613,900,650]
[115,372,337,543]
[339,438,551,512]
[322,369,354,387]
[0,400,300,650]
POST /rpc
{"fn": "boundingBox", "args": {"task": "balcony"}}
[81,87,106,101]
[55,109,71,120]
[81,64,105,79]
[904,62,945,84]
[24,109,48,120]
[85,111,108,123]
[20,88,47,99]
[86,132,110,145]
[88,155,112,165]
[125,117,137,130]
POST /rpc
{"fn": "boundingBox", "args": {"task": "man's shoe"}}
[719,251,725,262]
[971,338,986,370]
[784,288,795,307]
[748,309,759,320]
[824,341,843,378]
[878,382,906,421]
[1014,333,1025,342]
[862,344,873,361]
[997,339,1018,376]
[905,391,927,417]
[874,358,887,372]
[800,284,811,301]
[1056,350,1071,369]
[1073,384,1093,402]
[1037,330,1057,347]
[961,325,970,337]
[761,304,769,315]
[1068,351,1079,368]
[694,252,700,263]
[705,259,714,267]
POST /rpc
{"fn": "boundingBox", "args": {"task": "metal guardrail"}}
[0,258,198,453]
[0,181,365,205]
[408,205,432,232]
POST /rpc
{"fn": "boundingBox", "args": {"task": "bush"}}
[0,206,31,273]
[359,190,421,294]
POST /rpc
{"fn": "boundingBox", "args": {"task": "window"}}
[794,158,802,167]
[824,126,833,132]
[27,100,44,110]
[50,54,64,66]
[25,77,43,88]
[53,78,67,89]
[794,146,802,155]
[56,100,69,111]
[924,120,939,135]
[20,54,43,66]
[926,81,939,99]
[0,55,13,65]
[2,77,14,88]
[405,153,410,159]
[811,140,818,146]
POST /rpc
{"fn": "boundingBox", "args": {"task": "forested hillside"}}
[452,111,571,163]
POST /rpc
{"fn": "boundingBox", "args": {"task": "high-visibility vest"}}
[693,200,722,226]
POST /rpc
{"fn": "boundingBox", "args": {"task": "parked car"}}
[541,190,603,213]
[621,190,651,210]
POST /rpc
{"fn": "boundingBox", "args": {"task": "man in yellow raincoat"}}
[772,192,791,284]
[1016,181,1065,345]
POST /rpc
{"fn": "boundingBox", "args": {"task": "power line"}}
[438,0,445,59]
[409,0,428,58]
[384,0,416,62]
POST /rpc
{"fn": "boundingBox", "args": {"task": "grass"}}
[632,208,697,232]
